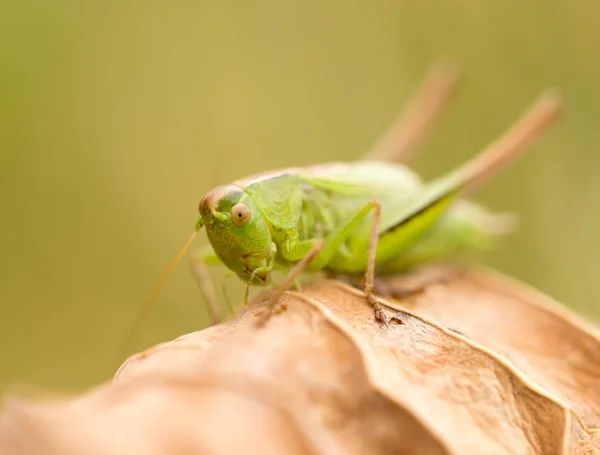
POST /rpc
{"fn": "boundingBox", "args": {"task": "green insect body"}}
[197,161,487,287]
[193,90,560,325]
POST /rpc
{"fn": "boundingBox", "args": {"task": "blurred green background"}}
[1,1,599,392]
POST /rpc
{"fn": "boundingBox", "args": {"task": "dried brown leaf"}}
[1,266,600,455]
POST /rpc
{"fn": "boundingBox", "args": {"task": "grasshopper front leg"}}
[261,201,384,325]
[257,242,324,325]
[309,200,386,324]
[189,246,226,325]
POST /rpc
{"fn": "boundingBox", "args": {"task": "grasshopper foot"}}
[255,298,287,327]
[366,292,388,326]
[272,301,287,314]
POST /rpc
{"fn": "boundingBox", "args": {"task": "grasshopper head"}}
[198,185,275,284]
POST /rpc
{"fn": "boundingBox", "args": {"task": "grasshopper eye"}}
[231,203,251,226]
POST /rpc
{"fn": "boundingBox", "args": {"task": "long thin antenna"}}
[117,229,199,362]
[365,62,460,164]
[459,90,562,195]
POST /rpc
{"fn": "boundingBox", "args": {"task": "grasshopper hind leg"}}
[311,199,388,325]
[362,200,388,325]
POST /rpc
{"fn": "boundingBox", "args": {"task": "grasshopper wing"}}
[303,161,421,197]
[373,173,463,264]
[304,166,463,273]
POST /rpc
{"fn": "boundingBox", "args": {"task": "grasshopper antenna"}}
[365,62,460,164]
[459,90,563,195]
[117,227,200,364]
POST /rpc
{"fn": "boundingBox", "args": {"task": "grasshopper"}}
[122,67,561,356]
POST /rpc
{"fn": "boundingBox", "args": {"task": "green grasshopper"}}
[195,94,559,323]
[121,69,561,357]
